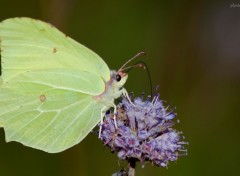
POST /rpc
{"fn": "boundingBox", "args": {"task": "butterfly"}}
[0,17,142,153]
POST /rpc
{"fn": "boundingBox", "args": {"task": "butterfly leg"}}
[114,87,134,107]
[122,88,136,107]
[98,107,106,138]
[113,103,118,129]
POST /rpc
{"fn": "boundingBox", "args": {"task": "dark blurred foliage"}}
[0,0,239,175]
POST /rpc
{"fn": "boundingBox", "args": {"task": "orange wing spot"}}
[53,48,57,53]
[40,95,46,102]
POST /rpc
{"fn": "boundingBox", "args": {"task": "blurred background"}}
[0,0,239,175]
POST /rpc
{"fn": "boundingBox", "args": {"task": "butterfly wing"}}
[0,71,105,152]
[0,18,108,153]
[0,17,110,81]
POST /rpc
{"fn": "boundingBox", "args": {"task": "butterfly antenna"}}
[118,52,147,72]
[126,61,153,98]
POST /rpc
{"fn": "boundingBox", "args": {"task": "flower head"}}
[100,93,188,167]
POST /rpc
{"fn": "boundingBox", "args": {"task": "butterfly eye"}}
[116,74,121,82]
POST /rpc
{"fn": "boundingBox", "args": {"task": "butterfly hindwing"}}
[0,69,105,153]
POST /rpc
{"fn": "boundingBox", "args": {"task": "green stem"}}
[128,158,136,176]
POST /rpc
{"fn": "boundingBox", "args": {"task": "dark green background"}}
[0,0,239,175]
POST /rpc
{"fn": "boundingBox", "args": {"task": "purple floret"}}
[99,94,188,167]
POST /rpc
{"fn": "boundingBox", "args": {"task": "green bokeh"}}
[0,0,239,175]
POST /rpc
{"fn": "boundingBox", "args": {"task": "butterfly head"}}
[110,70,128,89]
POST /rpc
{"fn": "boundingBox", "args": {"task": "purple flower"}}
[99,93,188,167]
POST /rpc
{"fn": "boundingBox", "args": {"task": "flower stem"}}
[128,158,137,176]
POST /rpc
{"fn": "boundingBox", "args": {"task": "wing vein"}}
[26,97,88,144]
[46,100,93,150]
